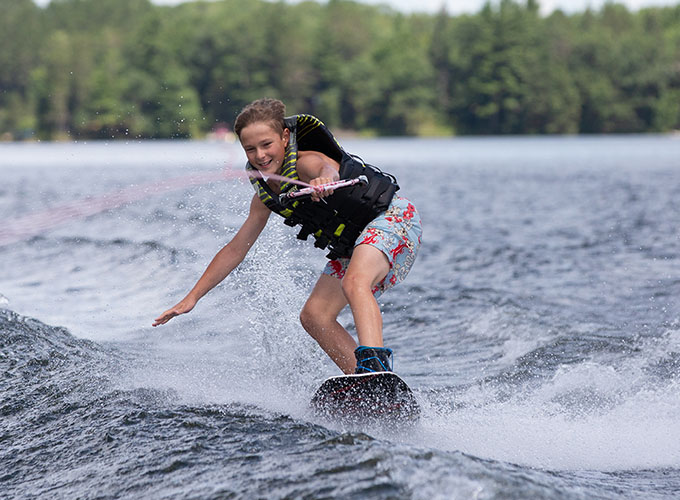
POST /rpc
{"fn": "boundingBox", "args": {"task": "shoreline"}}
[2,130,680,145]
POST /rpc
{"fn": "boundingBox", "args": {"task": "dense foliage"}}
[2,0,680,139]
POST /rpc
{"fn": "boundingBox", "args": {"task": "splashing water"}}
[3,137,680,499]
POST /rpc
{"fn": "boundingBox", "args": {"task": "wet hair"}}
[234,98,286,138]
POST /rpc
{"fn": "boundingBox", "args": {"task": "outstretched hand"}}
[152,297,196,327]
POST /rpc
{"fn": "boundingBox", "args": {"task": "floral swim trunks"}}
[322,195,422,297]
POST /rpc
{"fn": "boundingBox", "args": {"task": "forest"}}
[1,0,680,140]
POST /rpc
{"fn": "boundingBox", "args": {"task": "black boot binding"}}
[354,346,393,374]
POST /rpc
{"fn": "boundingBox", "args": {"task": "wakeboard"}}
[311,372,420,423]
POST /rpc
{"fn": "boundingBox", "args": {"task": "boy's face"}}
[239,122,290,175]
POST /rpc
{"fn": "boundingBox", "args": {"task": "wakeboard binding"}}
[354,346,393,374]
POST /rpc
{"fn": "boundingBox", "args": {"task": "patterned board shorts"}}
[322,195,423,298]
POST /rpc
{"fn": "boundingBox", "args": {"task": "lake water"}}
[2,135,680,498]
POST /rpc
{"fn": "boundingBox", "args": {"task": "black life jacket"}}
[246,114,398,259]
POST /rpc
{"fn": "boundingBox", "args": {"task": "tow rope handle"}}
[279,175,368,205]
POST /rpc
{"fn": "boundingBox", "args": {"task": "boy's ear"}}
[283,128,290,147]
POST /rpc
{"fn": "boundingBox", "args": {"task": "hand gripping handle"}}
[279,175,368,205]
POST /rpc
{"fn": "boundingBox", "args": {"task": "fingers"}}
[311,188,323,202]
[153,306,184,326]
[152,298,196,327]
[152,310,177,327]
[310,177,333,202]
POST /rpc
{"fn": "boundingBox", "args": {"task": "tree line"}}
[1,0,679,140]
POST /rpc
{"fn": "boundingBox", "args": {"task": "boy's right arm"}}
[152,195,270,326]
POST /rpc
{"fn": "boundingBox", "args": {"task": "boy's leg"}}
[300,274,357,374]
[341,243,390,348]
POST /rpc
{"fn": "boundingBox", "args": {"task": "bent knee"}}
[300,300,332,332]
[341,272,375,300]
[299,304,317,332]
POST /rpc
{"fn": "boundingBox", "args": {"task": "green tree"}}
[33,30,74,139]
[0,0,44,138]
[520,9,580,133]
[311,0,386,128]
[2,0,680,139]
[123,9,202,138]
[368,14,439,135]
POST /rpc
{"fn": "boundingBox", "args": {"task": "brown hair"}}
[234,98,286,138]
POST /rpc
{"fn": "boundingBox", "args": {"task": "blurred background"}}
[2,0,680,141]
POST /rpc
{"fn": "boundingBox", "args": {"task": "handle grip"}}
[279,175,368,205]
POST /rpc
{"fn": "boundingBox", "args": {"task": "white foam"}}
[413,353,680,471]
